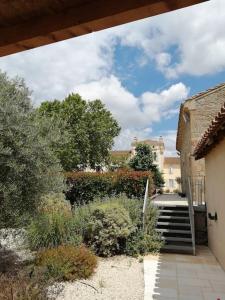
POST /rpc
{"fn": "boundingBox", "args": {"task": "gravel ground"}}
[55,256,144,300]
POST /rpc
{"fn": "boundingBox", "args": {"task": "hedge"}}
[65,170,154,205]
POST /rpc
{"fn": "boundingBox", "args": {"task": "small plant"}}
[98,279,106,288]
[84,201,133,256]
[36,245,97,281]
[28,194,81,250]
[138,257,143,263]
[38,193,71,215]
[0,273,46,300]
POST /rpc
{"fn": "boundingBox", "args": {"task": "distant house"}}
[194,102,225,270]
[111,137,180,192]
[176,82,225,203]
[163,157,181,193]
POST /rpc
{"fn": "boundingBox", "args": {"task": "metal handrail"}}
[187,177,196,255]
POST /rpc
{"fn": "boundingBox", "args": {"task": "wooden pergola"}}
[0,0,207,57]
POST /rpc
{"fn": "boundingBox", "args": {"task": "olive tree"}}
[0,71,65,227]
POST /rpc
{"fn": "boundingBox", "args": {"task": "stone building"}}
[163,157,181,193]
[176,82,225,203]
[131,137,165,172]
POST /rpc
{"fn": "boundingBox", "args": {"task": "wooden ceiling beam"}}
[0,0,208,57]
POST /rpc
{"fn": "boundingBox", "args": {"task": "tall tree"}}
[0,71,65,226]
[38,94,120,171]
[129,143,164,188]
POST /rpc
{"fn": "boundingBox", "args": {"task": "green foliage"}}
[152,167,165,188]
[28,194,81,250]
[125,200,162,256]
[38,193,71,215]
[66,170,152,205]
[0,71,65,227]
[36,245,97,281]
[71,196,162,257]
[38,94,121,171]
[129,144,154,171]
[129,143,164,188]
[84,201,133,256]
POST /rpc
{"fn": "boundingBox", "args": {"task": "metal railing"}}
[187,177,196,255]
[190,176,205,206]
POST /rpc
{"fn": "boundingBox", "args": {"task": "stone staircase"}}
[156,204,194,254]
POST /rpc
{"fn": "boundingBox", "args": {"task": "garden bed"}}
[54,256,144,300]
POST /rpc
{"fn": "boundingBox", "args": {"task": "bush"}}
[38,193,71,215]
[84,201,133,256]
[0,273,46,300]
[72,196,162,257]
[36,245,97,281]
[65,170,153,205]
[28,193,81,250]
[115,196,162,256]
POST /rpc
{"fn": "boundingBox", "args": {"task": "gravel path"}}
[55,256,144,300]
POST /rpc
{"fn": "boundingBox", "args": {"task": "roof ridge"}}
[184,82,225,103]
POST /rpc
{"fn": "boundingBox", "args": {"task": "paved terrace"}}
[144,246,225,300]
[152,194,188,207]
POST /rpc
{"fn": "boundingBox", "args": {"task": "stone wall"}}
[179,84,225,200]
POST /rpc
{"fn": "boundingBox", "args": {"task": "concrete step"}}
[161,236,193,243]
[158,216,190,220]
[159,209,189,214]
[161,244,193,254]
[156,228,191,235]
[157,222,191,227]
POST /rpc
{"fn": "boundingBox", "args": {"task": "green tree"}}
[129,144,164,188]
[38,94,120,171]
[0,71,65,227]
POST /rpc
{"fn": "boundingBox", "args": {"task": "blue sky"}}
[0,0,224,155]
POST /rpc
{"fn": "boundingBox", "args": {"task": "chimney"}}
[134,136,138,143]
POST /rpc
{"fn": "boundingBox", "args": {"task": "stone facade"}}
[163,157,181,193]
[176,83,225,202]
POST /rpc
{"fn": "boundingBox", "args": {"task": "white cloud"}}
[0,31,116,104]
[75,77,189,150]
[113,0,225,77]
[0,0,223,156]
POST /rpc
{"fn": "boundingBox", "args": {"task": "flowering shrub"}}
[36,245,97,281]
[65,170,153,205]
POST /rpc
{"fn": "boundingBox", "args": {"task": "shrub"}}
[70,195,162,257]
[84,201,133,256]
[38,193,71,215]
[65,170,153,205]
[0,273,46,300]
[28,194,81,250]
[125,230,162,256]
[36,245,97,281]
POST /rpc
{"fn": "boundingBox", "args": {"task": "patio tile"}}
[179,295,204,300]
[144,246,225,300]
[178,278,211,288]
[203,292,225,300]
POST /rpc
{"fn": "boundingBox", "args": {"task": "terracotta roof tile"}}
[194,102,225,159]
[164,157,180,165]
